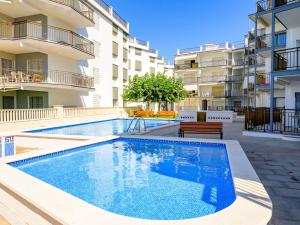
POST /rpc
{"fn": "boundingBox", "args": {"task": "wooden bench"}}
[156,111,176,118]
[178,122,223,139]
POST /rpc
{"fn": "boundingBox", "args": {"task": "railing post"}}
[53,105,64,119]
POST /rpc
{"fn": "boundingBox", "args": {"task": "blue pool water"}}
[11,138,236,220]
[28,119,179,136]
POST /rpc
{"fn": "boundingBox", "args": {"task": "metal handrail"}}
[127,117,146,134]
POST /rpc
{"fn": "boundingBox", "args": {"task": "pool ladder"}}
[127,117,146,134]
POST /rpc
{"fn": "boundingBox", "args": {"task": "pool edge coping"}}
[0,136,272,225]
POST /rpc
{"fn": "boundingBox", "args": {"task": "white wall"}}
[285,81,300,109]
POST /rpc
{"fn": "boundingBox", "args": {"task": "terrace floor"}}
[149,121,300,225]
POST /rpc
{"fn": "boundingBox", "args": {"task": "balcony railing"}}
[274,47,300,71]
[0,22,94,56]
[225,89,243,97]
[112,10,128,28]
[199,91,225,98]
[257,0,272,12]
[256,72,270,86]
[199,59,230,68]
[178,47,201,55]
[256,34,272,49]
[233,59,244,66]
[177,76,198,85]
[245,108,300,134]
[50,0,94,22]
[226,75,243,82]
[198,75,226,83]
[0,69,94,89]
[95,0,110,12]
[174,63,198,70]
[275,0,300,7]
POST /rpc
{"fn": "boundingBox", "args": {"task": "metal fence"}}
[245,108,300,134]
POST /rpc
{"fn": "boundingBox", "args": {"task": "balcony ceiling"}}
[0,39,94,60]
[251,13,286,32]
[0,1,38,18]
[25,0,94,28]
[276,7,300,29]
[0,0,93,28]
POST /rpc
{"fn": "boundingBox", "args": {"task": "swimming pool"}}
[11,138,236,220]
[28,119,179,136]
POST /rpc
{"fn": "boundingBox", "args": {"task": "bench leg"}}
[220,132,223,139]
[178,129,182,137]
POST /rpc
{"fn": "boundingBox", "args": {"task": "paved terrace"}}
[0,119,299,225]
[149,122,300,225]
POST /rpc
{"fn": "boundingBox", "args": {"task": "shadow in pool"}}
[123,141,236,212]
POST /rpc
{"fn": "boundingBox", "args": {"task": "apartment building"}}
[174,42,245,111]
[0,0,132,109]
[245,0,300,114]
[128,36,174,78]
[0,0,173,110]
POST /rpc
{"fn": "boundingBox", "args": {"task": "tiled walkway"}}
[151,122,300,225]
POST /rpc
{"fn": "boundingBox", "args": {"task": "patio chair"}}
[9,71,18,82]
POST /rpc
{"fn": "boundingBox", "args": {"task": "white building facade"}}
[0,0,171,109]
[174,42,245,111]
[128,37,173,78]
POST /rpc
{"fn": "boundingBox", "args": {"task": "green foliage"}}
[123,73,186,108]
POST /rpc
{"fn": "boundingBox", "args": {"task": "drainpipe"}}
[270,0,276,132]
[253,14,258,108]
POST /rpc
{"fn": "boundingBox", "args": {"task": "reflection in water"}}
[29,119,178,136]
[14,138,236,220]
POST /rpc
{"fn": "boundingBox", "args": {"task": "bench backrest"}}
[180,122,223,129]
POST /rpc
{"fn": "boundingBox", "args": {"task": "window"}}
[112,24,118,35]
[150,57,155,63]
[135,60,142,71]
[123,68,128,82]
[29,96,43,109]
[135,48,142,56]
[113,87,118,100]
[112,41,118,57]
[123,48,128,62]
[112,64,118,80]
[123,32,128,43]
[150,67,155,74]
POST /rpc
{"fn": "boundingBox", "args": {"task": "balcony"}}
[0,22,94,59]
[275,0,300,7]
[256,34,272,49]
[257,0,272,12]
[198,75,226,84]
[256,72,270,86]
[0,69,94,90]
[199,91,225,98]
[226,75,244,82]
[7,0,94,28]
[175,63,199,70]
[199,59,230,68]
[225,90,243,97]
[232,59,244,66]
[274,47,300,71]
[177,76,198,85]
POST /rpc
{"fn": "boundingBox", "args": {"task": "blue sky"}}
[105,0,254,61]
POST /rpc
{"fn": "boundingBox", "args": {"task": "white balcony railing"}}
[0,22,94,56]
[0,69,94,89]
[0,107,125,123]
[50,0,94,22]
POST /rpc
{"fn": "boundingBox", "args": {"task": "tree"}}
[123,73,186,110]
